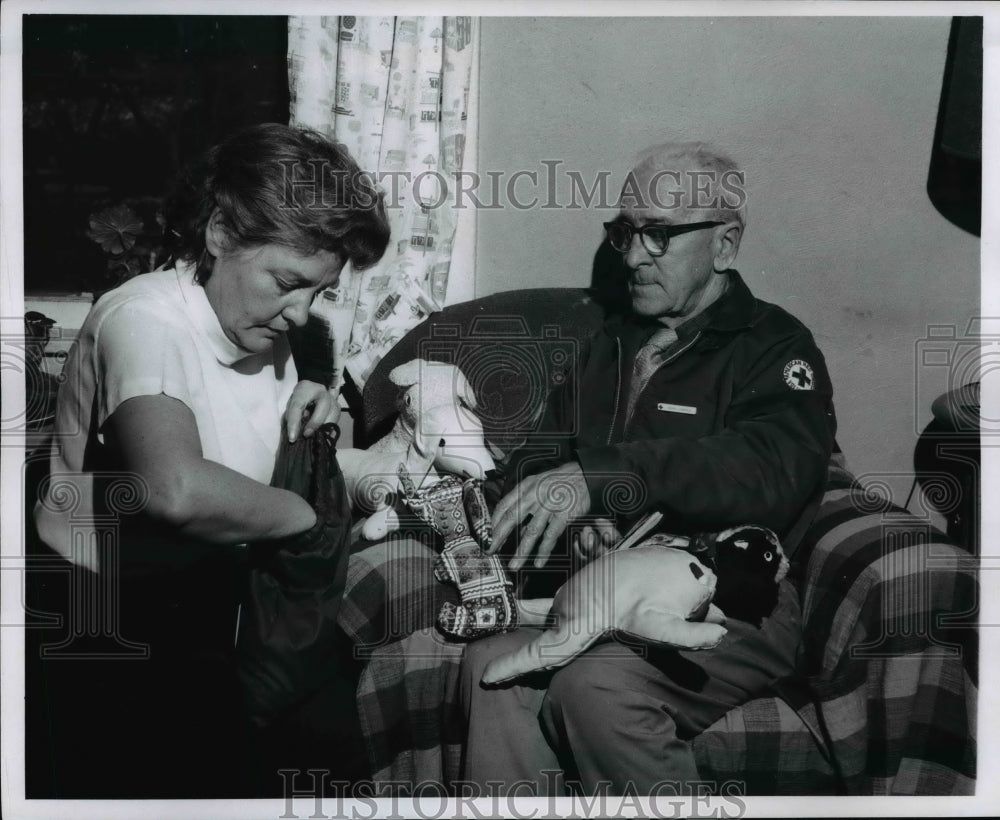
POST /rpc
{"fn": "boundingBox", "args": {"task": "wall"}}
[475,16,980,507]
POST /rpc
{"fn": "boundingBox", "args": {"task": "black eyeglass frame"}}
[603,219,725,257]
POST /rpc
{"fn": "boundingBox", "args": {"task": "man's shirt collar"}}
[610,269,758,346]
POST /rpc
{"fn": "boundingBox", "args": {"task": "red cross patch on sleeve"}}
[783,359,815,390]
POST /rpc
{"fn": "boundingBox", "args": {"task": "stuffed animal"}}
[697,525,789,627]
[397,466,518,639]
[480,524,789,685]
[337,359,497,541]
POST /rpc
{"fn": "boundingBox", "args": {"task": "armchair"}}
[338,287,978,796]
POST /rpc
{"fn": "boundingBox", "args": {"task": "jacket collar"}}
[703,269,757,333]
[605,269,758,344]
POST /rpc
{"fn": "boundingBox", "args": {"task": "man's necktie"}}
[625,326,678,426]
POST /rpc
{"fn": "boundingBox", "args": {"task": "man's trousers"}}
[459,578,802,795]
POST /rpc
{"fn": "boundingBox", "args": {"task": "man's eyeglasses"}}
[603,220,724,257]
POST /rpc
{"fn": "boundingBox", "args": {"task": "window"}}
[22,14,289,294]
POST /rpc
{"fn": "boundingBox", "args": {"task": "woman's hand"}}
[284,380,341,442]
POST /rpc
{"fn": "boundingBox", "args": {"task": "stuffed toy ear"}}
[388,359,425,388]
[713,525,788,583]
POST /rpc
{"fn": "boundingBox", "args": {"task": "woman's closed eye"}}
[276,279,328,304]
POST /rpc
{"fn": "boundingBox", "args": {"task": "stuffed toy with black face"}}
[693,525,790,628]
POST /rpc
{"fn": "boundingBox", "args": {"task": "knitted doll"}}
[398,466,517,640]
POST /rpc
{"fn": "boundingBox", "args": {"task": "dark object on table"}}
[24,311,60,429]
[914,382,980,553]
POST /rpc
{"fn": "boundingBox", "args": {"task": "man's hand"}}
[490,461,591,570]
[284,381,341,442]
[573,517,622,565]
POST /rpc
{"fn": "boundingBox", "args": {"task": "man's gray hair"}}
[631,141,748,230]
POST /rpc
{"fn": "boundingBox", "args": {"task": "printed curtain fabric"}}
[288,16,478,391]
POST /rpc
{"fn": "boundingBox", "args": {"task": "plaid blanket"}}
[340,461,978,795]
[340,529,457,651]
[692,460,978,794]
[339,528,468,786]
[354,628,466,785]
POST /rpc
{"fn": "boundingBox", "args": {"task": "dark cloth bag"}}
[236,422,352,729]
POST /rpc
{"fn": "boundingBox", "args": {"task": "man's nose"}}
[624,233,651,269]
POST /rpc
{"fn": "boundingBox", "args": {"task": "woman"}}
[30,123,390,797]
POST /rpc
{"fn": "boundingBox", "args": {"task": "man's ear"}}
[204,208,231,257]
[712,223,742,272]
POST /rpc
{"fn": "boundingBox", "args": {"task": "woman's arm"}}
[104,393,317,543]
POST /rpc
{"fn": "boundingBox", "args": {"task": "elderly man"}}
[460,142,836,794]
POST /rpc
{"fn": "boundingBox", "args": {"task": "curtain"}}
[287,15,479,392]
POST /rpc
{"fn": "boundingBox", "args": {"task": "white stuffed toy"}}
[481,542,727,684]
[338,359,497,541]
[481,525,789,685]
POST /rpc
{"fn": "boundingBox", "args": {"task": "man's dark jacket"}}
[506,270,837,558]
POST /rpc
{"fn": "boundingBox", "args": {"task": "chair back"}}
[359,288,608,451]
